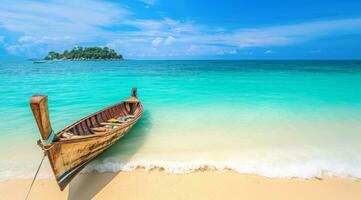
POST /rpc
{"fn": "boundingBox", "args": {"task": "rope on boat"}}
[25,153,46,200]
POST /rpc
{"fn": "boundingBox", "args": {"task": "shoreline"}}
[43,58,124,61]
[1,170,361,200]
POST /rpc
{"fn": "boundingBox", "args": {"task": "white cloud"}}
[165,36,175,45]
[5,45,19,54]
[166,18,361,50]
[0,36,4,43]
[10,35,74,57]
[18,36,34,43]
[1,0,361,58]
[222,18,361,48]
[18,35,73,44]
[264,50,276,54]
[124,18,198,35]
[0,0,129,39]
[186,44,232,56]
[0,0,130,56]
[5,43,46,57]
[125,19,164,31]
[151,37,163,46]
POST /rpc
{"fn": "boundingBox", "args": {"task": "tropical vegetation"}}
[44,47,123,60]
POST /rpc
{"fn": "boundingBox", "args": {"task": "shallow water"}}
[0,60,361,179]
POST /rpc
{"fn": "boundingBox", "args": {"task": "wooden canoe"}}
[29,88,143,191]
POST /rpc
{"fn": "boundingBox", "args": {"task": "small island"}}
[44,47,123,60]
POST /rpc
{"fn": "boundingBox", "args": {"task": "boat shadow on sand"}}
[67,110,152,200]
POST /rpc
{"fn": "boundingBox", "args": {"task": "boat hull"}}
[30,88,143,191]
[45,123,136,190]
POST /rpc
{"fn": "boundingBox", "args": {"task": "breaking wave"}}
[83,159,361,179]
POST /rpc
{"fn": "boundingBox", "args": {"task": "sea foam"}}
[83,159,361,179]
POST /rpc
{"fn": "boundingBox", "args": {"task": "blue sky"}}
[0,0,361,59]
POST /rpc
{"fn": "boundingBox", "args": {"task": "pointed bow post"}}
[29,95,56,145]
[131,87,137,97]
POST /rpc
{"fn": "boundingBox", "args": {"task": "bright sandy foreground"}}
[1,171,361,200]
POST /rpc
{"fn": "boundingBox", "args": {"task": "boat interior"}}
[58,99,142,139]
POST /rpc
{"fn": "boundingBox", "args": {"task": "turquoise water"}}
[0,60,361,179]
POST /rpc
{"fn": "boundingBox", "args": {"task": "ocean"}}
[0,60,361,179]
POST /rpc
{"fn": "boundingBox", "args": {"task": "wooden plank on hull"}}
[30,88,144,190]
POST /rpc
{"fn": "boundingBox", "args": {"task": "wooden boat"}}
[29,88,143,190]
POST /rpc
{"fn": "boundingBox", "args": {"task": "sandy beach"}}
[1,0,361,199]
[1,170,361,200]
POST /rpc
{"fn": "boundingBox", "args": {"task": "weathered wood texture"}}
[30,95,53,141]
[30,89,143,191]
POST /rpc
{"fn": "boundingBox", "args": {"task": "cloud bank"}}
[0,0,361,58]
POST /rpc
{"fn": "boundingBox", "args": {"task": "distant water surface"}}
[0,60,361,179]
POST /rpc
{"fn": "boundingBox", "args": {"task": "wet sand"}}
[1,170,361,200]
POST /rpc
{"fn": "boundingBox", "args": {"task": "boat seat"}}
[91,127,107,132]
[61,132,82,139]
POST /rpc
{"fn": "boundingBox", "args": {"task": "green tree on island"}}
[44,47,123,60]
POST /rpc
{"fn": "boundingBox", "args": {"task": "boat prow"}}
[29,88,144,190]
